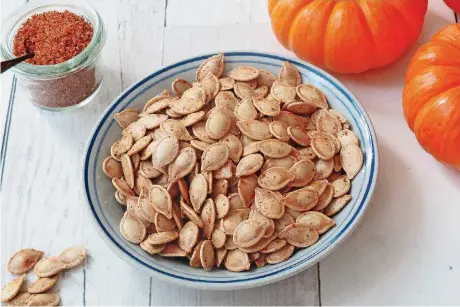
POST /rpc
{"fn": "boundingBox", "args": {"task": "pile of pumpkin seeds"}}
[103,54,364,272]
[1,246,87,306]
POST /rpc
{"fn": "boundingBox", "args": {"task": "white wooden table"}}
[1,1,459,305]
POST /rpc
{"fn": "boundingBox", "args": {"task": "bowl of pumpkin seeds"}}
[83,52,379,290]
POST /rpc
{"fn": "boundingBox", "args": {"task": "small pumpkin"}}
[402,24,460,170]
[443,0,460,13]
[268,0,428,73]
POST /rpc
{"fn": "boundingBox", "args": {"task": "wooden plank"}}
[150,267,319,306]
[0,0,165,305]
[320,2,460,305]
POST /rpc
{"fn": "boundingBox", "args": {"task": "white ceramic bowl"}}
[83,52,379,290]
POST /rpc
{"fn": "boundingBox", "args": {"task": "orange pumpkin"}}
[402,24,460,170]
[443,0,460,13]
[268,0,428,74]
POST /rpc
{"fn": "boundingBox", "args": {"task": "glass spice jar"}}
[1,1,106,111]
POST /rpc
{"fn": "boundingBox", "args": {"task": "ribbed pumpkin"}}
[402,24,460,170]
[443,0,460,13]
[268,0,428,74]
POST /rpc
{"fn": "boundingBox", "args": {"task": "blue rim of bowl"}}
[83,51,379,288]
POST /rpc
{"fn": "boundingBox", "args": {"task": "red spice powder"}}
[13,10,93,65]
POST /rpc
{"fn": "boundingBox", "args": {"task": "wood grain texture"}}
[1,0,459,306]
[319,1,460,305]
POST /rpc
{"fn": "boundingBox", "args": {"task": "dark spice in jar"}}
[10,10,102,110]
[13,10,93,65]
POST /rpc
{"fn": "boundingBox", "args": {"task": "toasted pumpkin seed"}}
[120,154,135,188]
[279,62,301,87]
[340,144,363,179]
[28,275,58,294]
[200,240,215,270]
[114,109,139,129]
[270,81,296,103]
[282,187,319,211]
[238,174,258,207]
[189,173,208,211]
[160,243,188,257]
[168,147,197,182]
[211,228,226,249]
[222,209,250,235]
[120,212,147,244]
[7,249,44,275]
[312,183,335,211]
[189,241,204,268]
[206,107,232,139]
[296,211,335,234]
[234,98,257,121]
[254,188,285,219]
[331,175,350,197]
[148,185,172,219]
[151,135,179,168]
[324,194,352,217]
[103,156,123,179]
[25,293,60,307]
[180,200,204,228]
[258,167,295,191]
[234,82,255,99]
[201,199,216,239]
[177,221,199,253]
[296,84,327,109]
[274,213,295,233]
[229,66,259,81]
[279,223,319,247]
[33,257,66,278]
[235,154,264,177]
[257,139,292,158]
[236,120,271,140]
[6,291,30,306]
[1,274,25,302]
[218,77,235,90]
[201,143,229,172]
[233,219,269,248]
[225,250,250,272]
[266,244,295,264]
[220,134,243,162]
[237,233,277,253]
[196,54,224,81]
[140,241,165,255]
[58,246,87,269]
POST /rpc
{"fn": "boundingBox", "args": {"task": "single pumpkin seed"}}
[102,156,123,179]
[306,179,329,195]
[242,141,262,156]
[266,244,295,264]
[285,101,317,114]
[28,275,58,294]
[7,249,44,275]
[134,174,153,196]
[160,119,193,141]
[311,132,335,160]
[200,73,221,99]
[252,97,280,117]
[233,219,269,248]
[160,243,188,257]
[168,147,197,182]
[279,223,319,248]
[25,293,60,307]
[211,228,226,249]
[337,129,359,147]
[139,160,162,179]
[225,236,237,250]
[324,194,352,217]
[1,274,25,302]
[254,254,267,267]
[258,167,295,191]
[57,246,87,269]
[257,139,292,158]
[296,211,335,234]
[260,239,287,254]
[257,69,276,88]
[189,173,208,211]
[218,77,235,90]
[114,109,139,129]
[180,200,204,228]
[253,86,269,99]
[234,82,254,99]
[139,140,157,161]
[146,231,179,245]
[254,188,285,219]
[142,90,171,112]
[279,61,301,87]
[201,198,216,239]
[206,107,232,139]
[200,240,215,270]
[220,134,243,162]
[195,54,224,81]
[296,84,327,109]
[237,120,272,140]
[140,241,165,255]
[224,250,250,272]
[234,98,257,121]
[33,257,66,278]
[137,114,168,130]
[332,175,351,197]
[235,153,264,177]
[289,159,316,187]
[178,221,200,253]
[238,174,258,206]
[201,143,229,172]
[120,212,147,244]
[282,187,319,211]
[270,81,296,103]
[340,144,364,179]
[287,126,311,147]
[314,158,334,180]
[262,156,297,172]
[229,66,259,81]
[151,135,179,168]
[120,154,135,188]
[169,95,205,115]
[172,78,192,96]
[269,121,290,142]
[154,212,176,232]
[215,248,228,267]
[124,122,147,142]
[148,185,172,219]
[111,133,134,159]
[248,207,275,238]
[214,161,233,180]
[317,113,342,136]
[214,193,230,219]
[237,233,277,253]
